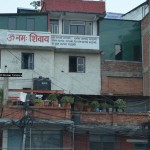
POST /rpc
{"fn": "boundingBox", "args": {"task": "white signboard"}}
[0,30,99,50]
[0,30,51,47]
[51,34,99,50]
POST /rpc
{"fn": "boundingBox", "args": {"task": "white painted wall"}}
[0,48,54,96]
[0,47,101,95]
[122,4,149,21]
[53,52,101,95]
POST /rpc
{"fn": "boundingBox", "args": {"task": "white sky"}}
[0,0,147,14]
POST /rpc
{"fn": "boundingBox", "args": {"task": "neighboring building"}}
[0,13,48,31]
[142,0,150,97]
[0,0,104,95]
[122,1,149,21]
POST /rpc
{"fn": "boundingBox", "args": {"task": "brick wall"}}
[75,134,88,150]
[63,133,72,150]
[142,14,150,96]
[101,61,143,96]
[118,137,134,150]
[79,112,150,126]
[2,106,71,120]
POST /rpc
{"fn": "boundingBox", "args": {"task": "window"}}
[70,21,85,35]
[8,17,16,30]
[90,135,116,150]
[69,56,85,73]
[135,144,150,150]
[115,44,122,60]
[22,53,34,69]
[134,45,141,61]
[8,129,62,150]
[26,130,62,149]
[63,20,93,35]
[50,19,59,34]
[8,129,23,150]
[26,18,35,31]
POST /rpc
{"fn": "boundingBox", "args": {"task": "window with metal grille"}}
[115,44,122,60]
[90,135,116,150]
[50,19,59,34]
[21,53,34,69]
[63,20,93,35]
[69,56,85,73]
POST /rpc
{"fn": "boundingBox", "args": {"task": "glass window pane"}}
[77,57,85,72]
[70,25,78,34]
[22,53,34,69]
[8,129,23,150]
[103,142,114,150]
[26,130,62,149]
[8,18,16,30]
[50,19,59,34]
[90,142,102,150]
[27,18,34,31]
[86,22,92,35]
[63,20,70,34]
[78,25,85,35]
[78,57,84,64]
[77,65,84,72]
[69,56,77,72]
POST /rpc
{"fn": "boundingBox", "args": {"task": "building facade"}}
[0,0,150,150]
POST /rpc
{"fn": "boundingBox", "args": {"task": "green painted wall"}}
[99,19,141,61]
[0,14,48,31]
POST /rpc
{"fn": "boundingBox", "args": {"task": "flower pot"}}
[66,102,71,108]
[53,101,58,107]
[94,108,100,112]
[86,107,92,112]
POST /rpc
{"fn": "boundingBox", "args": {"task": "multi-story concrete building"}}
[0,0,150,150]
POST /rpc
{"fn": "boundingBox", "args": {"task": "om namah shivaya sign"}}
[0,30,99,50]
[0,30,51,47]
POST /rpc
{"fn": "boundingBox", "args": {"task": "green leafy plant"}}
[48,93,58,102]
[101,102,109,109]
[60,96,74,104]
[114,99,126,110]
[91,100,100,109]
[33,98,42,104]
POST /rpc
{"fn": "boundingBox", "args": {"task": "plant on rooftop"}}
[114,98,126,112]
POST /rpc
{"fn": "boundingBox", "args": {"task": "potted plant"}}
[84,102,92,112]
[33,98,43,106]
[43,99,51,106]
[91,100,100,112]
[114,98,126,112]
[74,97,84,111]
[60,95,74,108]
[101,102,109,112]
[48,93,58,107]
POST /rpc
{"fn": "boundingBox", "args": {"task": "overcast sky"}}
[0,0,147,14]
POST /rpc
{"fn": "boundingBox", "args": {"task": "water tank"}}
[33,77,51,90]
